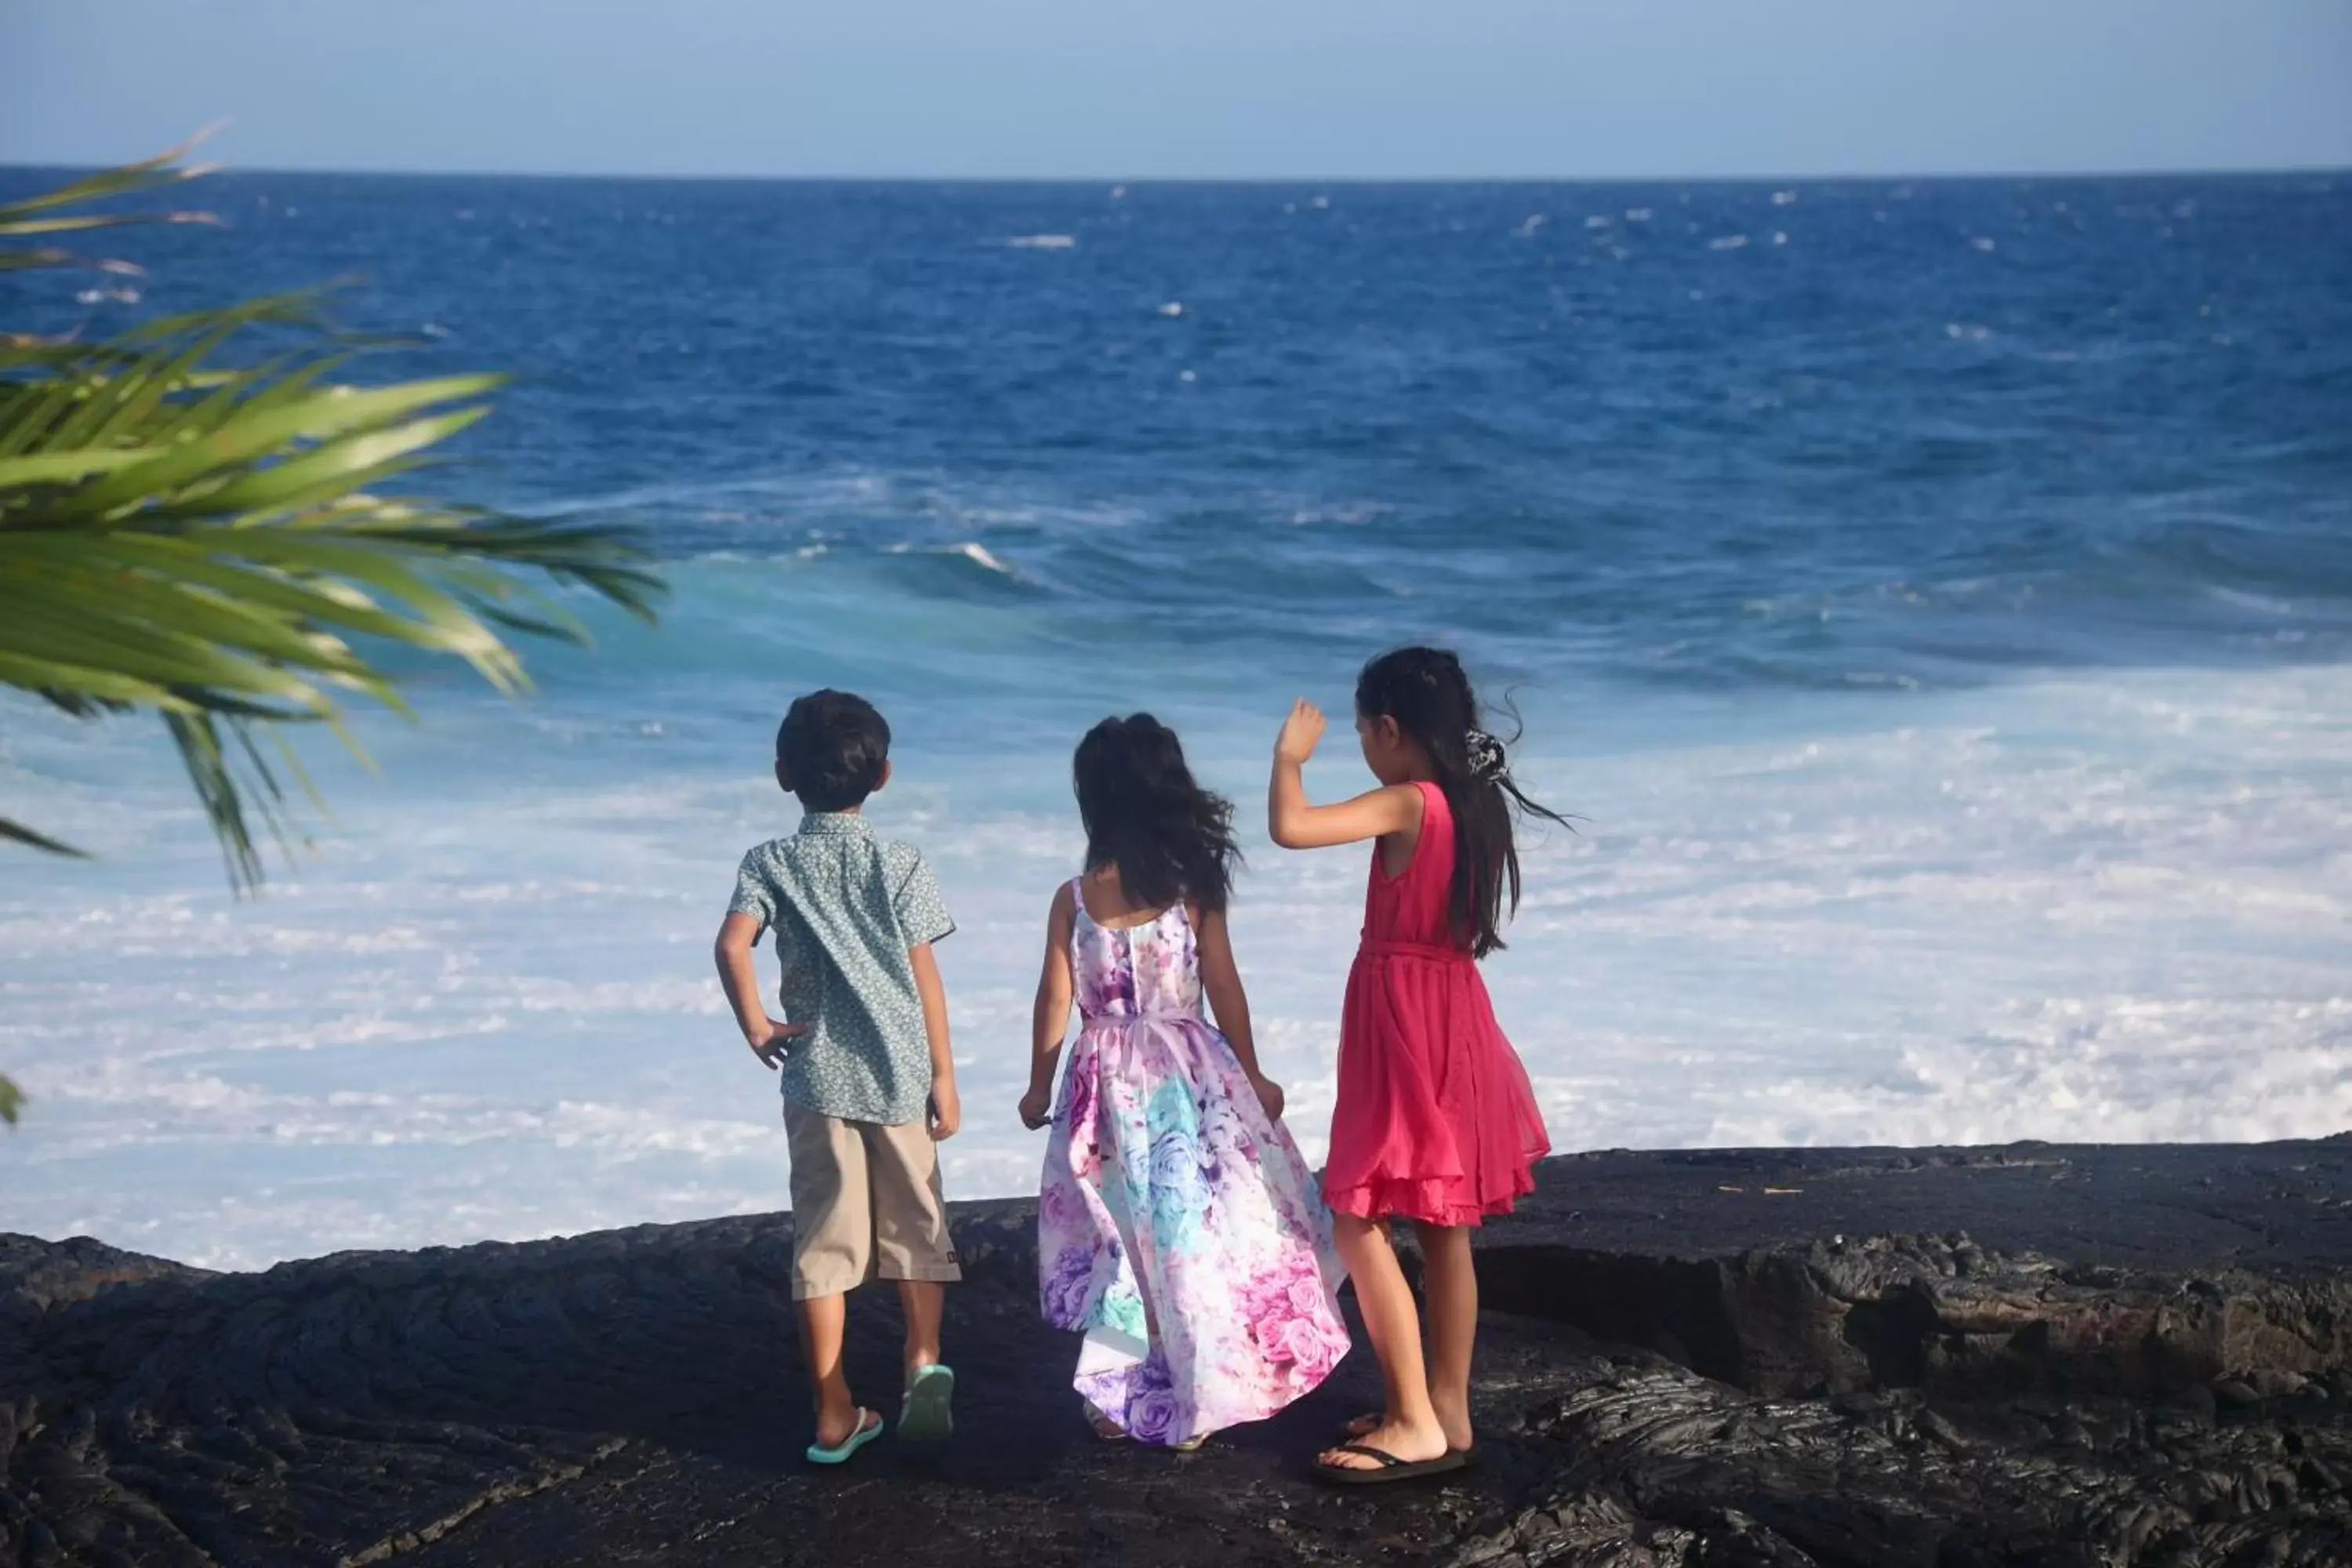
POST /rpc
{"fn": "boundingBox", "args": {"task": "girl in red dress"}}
[1268,646,1564,1484]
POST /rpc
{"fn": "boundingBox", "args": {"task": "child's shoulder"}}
[872,835,933,872]
[1396,779,1439,814]
[734,834,796,868]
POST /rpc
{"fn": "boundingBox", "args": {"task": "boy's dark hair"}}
[1355,646,1571,959]
[776,689,891,813]
[1073,713,1241,915]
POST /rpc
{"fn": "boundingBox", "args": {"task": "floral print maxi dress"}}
[1036,883,1349,1445]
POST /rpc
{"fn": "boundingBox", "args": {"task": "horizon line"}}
[3,159,2348,187]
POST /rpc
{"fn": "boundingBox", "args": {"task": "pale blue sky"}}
[4,0,2349,179]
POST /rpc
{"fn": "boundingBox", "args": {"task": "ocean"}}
[2,172,2348,1269]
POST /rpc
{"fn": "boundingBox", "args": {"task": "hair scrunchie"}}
[1465,728,1508,782]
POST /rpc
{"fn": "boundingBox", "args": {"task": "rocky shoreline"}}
[5,1138,2350,1566]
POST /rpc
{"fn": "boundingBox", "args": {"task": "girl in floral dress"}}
[1020,714,1348,1450]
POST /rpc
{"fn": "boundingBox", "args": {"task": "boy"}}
[713,688,962,1465]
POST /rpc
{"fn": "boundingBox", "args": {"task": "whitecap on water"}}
[9,662,2352,1265]
[1000,234,1076,249]
[881,539,1014,575]
[2208,585,2293,616]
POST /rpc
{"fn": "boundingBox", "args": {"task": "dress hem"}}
[1321,1166,1541,1228]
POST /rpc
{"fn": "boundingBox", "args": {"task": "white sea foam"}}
[873,539,1014,575]
[4,662,2347,1268]
[1709,234,1750,251]
[2209,586,2293,616]
[1000,234,1076,249]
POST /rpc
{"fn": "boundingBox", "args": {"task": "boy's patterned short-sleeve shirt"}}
[728,812,955,1126]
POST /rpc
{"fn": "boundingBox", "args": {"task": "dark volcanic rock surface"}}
[5,1140,2350,1566]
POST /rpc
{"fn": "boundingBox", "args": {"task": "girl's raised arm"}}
[1267,699,1424,850]
[1019,882,1079,1130]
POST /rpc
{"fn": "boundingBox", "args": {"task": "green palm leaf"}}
[0,154,666,891]
[1,151,671,1130]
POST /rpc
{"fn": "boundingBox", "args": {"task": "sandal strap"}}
[1328,1443,1405,1468]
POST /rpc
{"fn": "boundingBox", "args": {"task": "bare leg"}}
[797,1293,862,1449]
[1319,1214,1449,1470]
[896,1278,945,1376]
[1413,1222,1478,1452]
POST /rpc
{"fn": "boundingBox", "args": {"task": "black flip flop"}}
[1312,1443,1471,1486]
[1338,1414,1479,1465]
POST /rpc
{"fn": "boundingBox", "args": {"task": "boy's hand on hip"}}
[746,1018,804,1070]
[929,1080,962,1142]
[1275,699,1325,765]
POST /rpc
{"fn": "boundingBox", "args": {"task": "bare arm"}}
[1019,884,1078,1130]
[713,913,804,1069]
[1267,699,1425,851]
[909,941,958,1140]
[1196,903,1286,1123]
[1194,905,1259,1074]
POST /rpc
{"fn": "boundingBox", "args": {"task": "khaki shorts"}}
[783,1100,961,1301]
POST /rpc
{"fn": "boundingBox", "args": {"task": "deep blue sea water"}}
[4,172,2349,1266]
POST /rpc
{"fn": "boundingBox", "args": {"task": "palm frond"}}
[0,147,672,1129]
[0,132,221,277]
[0,150,669,897]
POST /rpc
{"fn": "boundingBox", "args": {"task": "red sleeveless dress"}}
[1323,780,1551,1226]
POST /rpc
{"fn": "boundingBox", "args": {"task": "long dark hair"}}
[1073,714,1242,915]
[1355,646,1570,958]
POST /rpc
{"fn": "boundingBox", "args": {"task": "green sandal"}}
[898,1363,956,1443]
[805,1408,884,1466]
